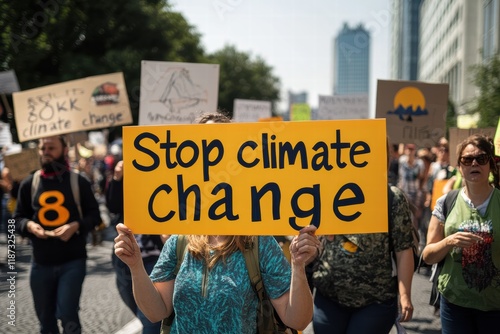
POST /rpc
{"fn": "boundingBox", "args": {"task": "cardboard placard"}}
[376,80,448,147]
[123,119,388,235]
[13,72,132,142]
[4,148,40,181]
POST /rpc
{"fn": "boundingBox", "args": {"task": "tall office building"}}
[333,23,370,95]
[390,0,422,80]
[483,0,500,61]
[288,90,308,105]
[418,1,483,113]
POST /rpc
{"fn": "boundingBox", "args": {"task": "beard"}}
[41,154,68,174]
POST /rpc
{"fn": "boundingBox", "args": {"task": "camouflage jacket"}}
[312,186,414,308]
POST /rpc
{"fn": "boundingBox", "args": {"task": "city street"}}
[1,228,441,334]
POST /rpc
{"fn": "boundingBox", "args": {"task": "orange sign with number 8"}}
[38,190,70,227]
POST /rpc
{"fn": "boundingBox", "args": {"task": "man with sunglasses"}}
[422,134,500,334]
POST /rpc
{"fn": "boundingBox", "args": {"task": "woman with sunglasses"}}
[423,134,500,333]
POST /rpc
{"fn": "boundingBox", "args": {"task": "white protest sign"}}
[12,72,132,142]
[317,94,369,120]
[0,121,13,148]
[139,61,219,125]
[233,99,272,122]
[0,70,20,94]
[88,131,107,146]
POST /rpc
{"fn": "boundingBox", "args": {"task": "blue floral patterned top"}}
[150,235,291,333]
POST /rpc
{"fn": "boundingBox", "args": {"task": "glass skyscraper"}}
[333,23,370,95]
[391,0,422,80]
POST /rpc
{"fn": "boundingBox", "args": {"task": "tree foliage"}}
[207,45,280,117]
[446,98,457,139]
[0,1,282,135]
[0,0,205,126]
[469,54,500,127]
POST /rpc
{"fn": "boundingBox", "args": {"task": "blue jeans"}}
[441,296,500,334]
[30,258,86,334]
[113,252,161,334]
[313,290,398,334]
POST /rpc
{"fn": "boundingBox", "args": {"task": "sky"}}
[170,0,392,117]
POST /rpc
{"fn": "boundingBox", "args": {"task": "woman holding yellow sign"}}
[114,112,320,333]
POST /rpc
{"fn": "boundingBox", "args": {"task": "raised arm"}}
[271,225,319,330]
[114,223,173,322]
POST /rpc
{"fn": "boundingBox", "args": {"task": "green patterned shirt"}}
[312,186,414,307]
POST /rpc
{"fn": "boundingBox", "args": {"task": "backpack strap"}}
[31,170,41,207]
[243,238,286,333]
[243,238,265,302]
[174,235,189,275]
[70,171,83,219]
[429,189,460,307]
[442,189,459,219]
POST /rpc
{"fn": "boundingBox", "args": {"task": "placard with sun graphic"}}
[375,80,449,148]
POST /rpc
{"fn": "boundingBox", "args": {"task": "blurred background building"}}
[286,90,308,121]
[391,0,422,81]
[333,23,371,95]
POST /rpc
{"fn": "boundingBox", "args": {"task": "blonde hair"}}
[194,111,231,124]
[187,235,255,269]
[187,111,251,268]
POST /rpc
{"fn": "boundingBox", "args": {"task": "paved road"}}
[0,230,134,334]
[0,228,441,334]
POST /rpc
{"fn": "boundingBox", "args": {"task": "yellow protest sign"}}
[123,119,388,235]
[430,179,449,211]
[13,72,132,142]
[495,118,500,156]
[259,116,283,122]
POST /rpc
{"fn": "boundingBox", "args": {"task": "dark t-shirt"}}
[13,171,101,265]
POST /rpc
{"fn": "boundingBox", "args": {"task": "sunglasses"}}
[459,153,490,166]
